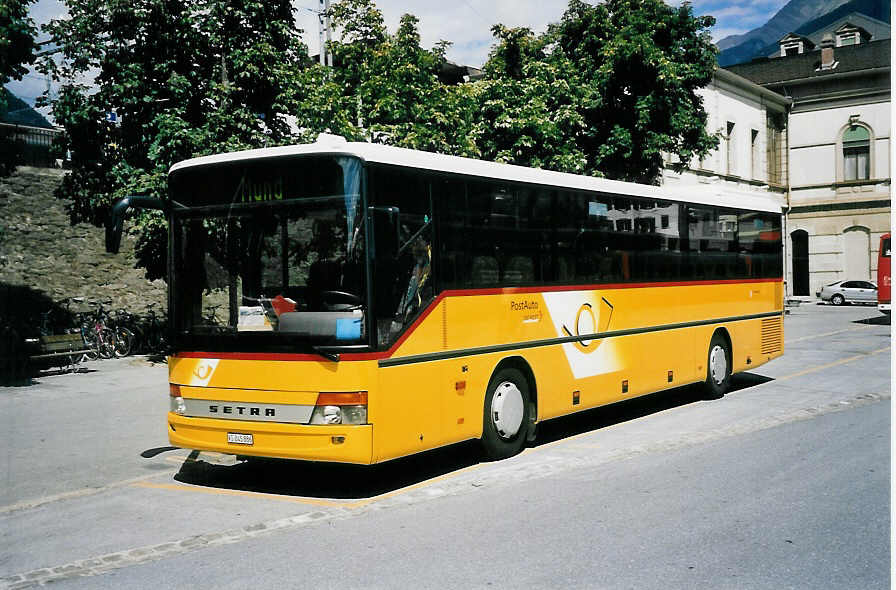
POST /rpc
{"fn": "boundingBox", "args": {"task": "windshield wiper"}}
[313,346,340,362]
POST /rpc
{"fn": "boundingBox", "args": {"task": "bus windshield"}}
[169,156,366,350]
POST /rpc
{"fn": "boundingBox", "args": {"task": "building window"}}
[782,42,803,56]
[838,33,857,46]
[843,125,870,181]
[766,113,784,185]
[750,128,759,180]
[791,229,809,296]
[725,121,735,176]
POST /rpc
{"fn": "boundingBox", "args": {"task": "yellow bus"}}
[110,135,784,463]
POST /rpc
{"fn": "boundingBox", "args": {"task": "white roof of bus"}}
[169,135,783,214]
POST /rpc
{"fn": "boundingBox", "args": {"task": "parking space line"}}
[349,463,484,508]
[0,470,185,516]
[521,345,890,457]
[784,325,873,344]
[776,346,890,381]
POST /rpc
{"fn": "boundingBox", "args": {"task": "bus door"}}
[369,166,444,460]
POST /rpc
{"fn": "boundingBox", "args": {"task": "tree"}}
[319,0,477,156]
[0,0,37,175]
[42,0,311,279]
[471,25,586,173]
[477,0,719,184]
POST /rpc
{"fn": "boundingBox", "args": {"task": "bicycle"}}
[80,306,117,360]
[112,309,144,354]
[101,307,134,358]
[142,304,167,356]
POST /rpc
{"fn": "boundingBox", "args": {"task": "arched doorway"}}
[791,229,809,296]
[843,226,870,279]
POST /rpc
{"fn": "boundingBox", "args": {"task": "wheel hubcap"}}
[709,345,727,385]
[491,381,524,439]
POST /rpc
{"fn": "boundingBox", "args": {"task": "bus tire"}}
[480,368,530,460]
[704,333,731,399]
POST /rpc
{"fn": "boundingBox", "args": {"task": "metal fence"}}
[0,122,62,168]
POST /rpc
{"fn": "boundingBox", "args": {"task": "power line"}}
[460,0,495,28]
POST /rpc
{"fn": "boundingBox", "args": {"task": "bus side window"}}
[554,190,583,282]
[434,176,468,290]
[503,256,534,284]
[471,256,499,285]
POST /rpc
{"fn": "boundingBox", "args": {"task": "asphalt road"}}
[0,302,889,589]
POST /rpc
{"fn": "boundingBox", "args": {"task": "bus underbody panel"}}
[168,413,374,464]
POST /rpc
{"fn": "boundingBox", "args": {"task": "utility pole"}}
[318,0,332,67]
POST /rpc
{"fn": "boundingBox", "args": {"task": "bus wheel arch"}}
[480,358,537,460]
[704,328,732,399]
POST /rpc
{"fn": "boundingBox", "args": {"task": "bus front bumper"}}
[167,413,374,464]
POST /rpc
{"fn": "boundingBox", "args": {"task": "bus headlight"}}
[340,405,367,424]
[309,392,368,425]
[169,384,186,415]
[323,405,341,424]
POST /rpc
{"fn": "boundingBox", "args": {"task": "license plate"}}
[227,432,254,445]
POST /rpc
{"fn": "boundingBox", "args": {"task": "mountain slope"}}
[716,0,852,52]
[1,89,53,128]
[717,0,889,66]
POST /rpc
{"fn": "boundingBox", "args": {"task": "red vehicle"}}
[877,233,890,314]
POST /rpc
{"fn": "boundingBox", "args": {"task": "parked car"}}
[816,280,878,305]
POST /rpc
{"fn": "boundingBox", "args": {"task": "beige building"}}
[727,24,891,298]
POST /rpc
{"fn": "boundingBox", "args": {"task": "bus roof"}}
[169,135,783,214]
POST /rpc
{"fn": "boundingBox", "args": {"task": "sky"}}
[8,0,789,121]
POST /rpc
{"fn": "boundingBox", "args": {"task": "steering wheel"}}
[319,290,362,310]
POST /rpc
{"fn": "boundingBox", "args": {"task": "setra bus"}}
[877,233,890,314]
[108,135,784,462]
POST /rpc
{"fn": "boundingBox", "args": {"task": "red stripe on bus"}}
[172,277,783,362]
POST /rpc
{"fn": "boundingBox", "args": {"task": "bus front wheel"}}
[704,333,731,399]
[480,368,530,460]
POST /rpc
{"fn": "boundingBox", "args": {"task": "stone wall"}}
[0,167,167,327]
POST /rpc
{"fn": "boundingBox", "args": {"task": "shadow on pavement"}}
[854,314,890,326]
[173,441,483,500]
[2,365,98,387]
[169,372,774,500]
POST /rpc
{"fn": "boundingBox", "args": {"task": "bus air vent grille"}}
[760,317,783,354]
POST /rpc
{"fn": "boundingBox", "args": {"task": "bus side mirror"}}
[105,202,127,254]
[371,206,400,260]
[105,195,168,253]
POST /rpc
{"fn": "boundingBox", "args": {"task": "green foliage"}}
[474,0,718,184]
[323,0,476,156]
[547,0,720,184]
[472,25,586,173]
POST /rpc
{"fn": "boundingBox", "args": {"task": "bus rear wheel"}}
[480,368,530,460]
[704,333,731,399]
